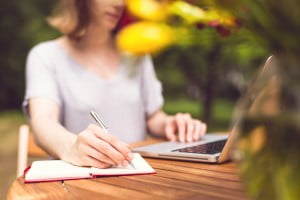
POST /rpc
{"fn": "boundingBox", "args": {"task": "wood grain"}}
[8,139,248,200]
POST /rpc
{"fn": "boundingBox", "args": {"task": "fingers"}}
[174,113,194,142]
[174,113,189,142]
[88,124,133,166]
[186,121,194,142]
[170,113,207,142]
[85,156,112,169]
[72,125,134,168]
[192,120,201,141]
[84,145,116,166]
[74,130,116,166]
[165,116,177,141]
[201,123,207,137]
[193,120,206,141]
[87,135,128,167]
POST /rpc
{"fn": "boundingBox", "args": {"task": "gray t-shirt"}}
[23,40,164,143]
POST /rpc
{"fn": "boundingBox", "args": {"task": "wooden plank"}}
[125,174,247,198]
[91,176,195,199]
[146,158,238,173]
[150,162,240,182]
[64,182,129,200]
[7,178,70,200]
[124,175,247,200]
[65,179,159,200]
[154,168,245,191]
[92,176,235,200]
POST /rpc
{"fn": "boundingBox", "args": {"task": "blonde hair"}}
[47,0,92,39]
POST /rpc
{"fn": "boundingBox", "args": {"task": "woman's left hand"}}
[164,113,207,142]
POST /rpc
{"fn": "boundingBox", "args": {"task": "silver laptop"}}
[133,56,273,163]
[133,131,237,163]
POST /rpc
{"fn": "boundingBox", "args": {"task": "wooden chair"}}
[17,124,48,177]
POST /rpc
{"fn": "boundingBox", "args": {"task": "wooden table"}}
[7,139,248,200]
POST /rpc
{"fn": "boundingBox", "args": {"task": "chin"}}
[104,22,118,32]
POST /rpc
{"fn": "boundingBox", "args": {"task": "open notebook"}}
[24,153,156,183]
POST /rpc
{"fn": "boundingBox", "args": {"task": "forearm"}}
[30,117,76,160]
[30,115,134,169]
[146,110,169,137]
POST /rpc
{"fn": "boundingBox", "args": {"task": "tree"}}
[155,28,267,125]
[0,0,58,110]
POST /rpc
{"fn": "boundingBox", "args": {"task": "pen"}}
[89,111,135,169]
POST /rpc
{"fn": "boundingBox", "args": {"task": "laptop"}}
[133,131,236,163]
[133,56,274,163]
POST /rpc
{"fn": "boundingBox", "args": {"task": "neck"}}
[73,24,115,51]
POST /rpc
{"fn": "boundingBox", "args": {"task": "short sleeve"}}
[22,44,62,118]
[141,55,164,116]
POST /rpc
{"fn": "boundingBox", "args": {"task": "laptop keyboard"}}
[171,139,227,154]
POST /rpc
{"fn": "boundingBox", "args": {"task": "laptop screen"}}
[234,56,280,120]
[218,56,278,162]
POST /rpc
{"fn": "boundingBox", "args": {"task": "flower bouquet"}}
[116,0,238,55]
[228,0,300,199]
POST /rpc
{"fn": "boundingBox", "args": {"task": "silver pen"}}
[89,111,135,169]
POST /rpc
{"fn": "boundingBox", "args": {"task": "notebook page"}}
[25,160,91,181]
[91,153,155,175]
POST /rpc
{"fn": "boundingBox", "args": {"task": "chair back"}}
[17,124,48,177]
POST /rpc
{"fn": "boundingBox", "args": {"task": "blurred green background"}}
[0,1,268,199]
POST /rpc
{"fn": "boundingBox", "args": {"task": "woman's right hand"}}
[64,124,134,169]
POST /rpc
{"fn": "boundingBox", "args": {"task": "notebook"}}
[24,153,156,183]
[133,56,273,163]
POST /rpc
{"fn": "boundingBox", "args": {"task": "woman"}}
[23,0,207,169]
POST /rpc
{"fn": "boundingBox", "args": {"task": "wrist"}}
[60,133,77,162]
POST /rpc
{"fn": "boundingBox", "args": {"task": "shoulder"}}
[26,39,66,70]
[139,55,156,73]
[26,40,65,74]
[122,54,155,78]
[139,54,153,66]
[125,54,153,70]
[28,40,60,60]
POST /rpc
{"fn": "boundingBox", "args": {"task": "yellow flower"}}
[249,126,267,154]
[168,1,206,24]
[208,10,236,26]
[167,1,236,27]
[126,0,168,21]
[237,137,249,152]
[116,22,174,55]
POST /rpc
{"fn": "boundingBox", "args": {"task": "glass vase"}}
[235,54,300,200]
